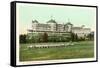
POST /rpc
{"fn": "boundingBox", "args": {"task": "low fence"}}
[27,42,74,48]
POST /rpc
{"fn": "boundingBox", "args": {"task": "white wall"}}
[0,0,99,68]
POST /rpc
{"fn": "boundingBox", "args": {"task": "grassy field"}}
[19,41,94,61]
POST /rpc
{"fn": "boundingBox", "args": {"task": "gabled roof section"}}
[32,20,39,23]
[47,19,57,23]
[66,22,73,25]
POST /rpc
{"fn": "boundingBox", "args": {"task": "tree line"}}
[20,32,94,43]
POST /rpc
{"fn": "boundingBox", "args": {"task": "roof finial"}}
[51,15,53,20]
[68,18,70,22]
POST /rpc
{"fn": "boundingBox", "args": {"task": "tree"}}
[43,32,48,42]
[70,32,75,41]
[75,34,78,41]
[20,34,27,43]
[87,32,94,40]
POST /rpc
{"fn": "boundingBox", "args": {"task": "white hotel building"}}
[27,19,91,39]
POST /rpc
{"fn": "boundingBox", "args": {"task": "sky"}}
[16,3,96,34]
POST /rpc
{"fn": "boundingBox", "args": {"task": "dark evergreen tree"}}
[20,34,27,43]
[43,32,48,42]
[70,32,75,42]
[75,34,78,41]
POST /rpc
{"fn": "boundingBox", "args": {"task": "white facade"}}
[31,19,73,32]
[28,19,91,38]
[72,27,91,37]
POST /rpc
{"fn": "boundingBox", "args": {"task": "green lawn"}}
[19,41,94,61]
